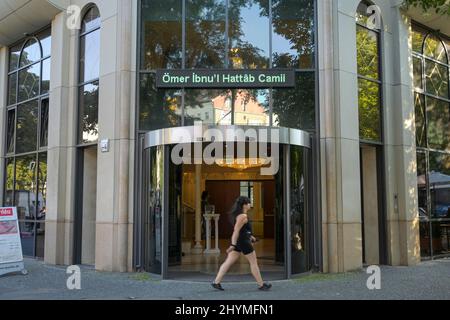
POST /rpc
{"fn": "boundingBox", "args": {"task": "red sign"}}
[0,208,13,217]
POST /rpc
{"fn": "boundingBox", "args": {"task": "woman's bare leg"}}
[245,251,264,287]
[214,251,241,284]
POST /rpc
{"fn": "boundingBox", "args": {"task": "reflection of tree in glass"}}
[80,84,99,143]
[269,0,315,69]
[271,73,315,130]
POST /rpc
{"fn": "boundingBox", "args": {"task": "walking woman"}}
[211,196,272,291]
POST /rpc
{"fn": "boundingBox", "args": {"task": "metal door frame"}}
[142,125,312,279]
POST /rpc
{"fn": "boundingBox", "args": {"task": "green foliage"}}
[403,0,450,15]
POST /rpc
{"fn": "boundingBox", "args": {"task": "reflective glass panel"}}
[41,58,51,94]
[426,97,450,151]
[186,0,226,69]
[20,39,41,67]
[228,0,270,69]
[38,28,52,58]
[9,44,21,72]
[139,74,182,130]
[80,31,100,83]
[18,63,41,102]
[425,60,449,99]
[40,99,49,148]
[19,221,35,256]
[79,82,99,144]
[15,155,37,220]
[16,101,39,154]
[81,6,101,33]
[37,153,47,221]
[4,158,14,207]
[358,79,381,142]
[357,25,379,80]
[8,73,17,106]
[424,36,447,63]
[6,109,16,154]
[413,56,423,90]
[272,72,315,130]
[141,0,183,70]
[415,93,426,148]
[417,152,430,257]
[272,0,315,69]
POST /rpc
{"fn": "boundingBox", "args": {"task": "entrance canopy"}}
[144,125,311,149]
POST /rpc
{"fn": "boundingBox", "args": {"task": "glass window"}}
[184,89,228,125]
[79,82,99,144]
[272,0,315,69]
[35,221,45,258]
[413,56,423,90]
[417,152,430,257]
[41,58,51,94]
[37,153,47,221]
[412,26,426,54]
[186,0,226,69]
[415,93,426,148]
[356,25,379,80]
[19,221,35,257]
[4,158,14,207]
[426,97,450,152]
[425,60,449,99]
[80,31,100,83]
[81,6,101,33]
[9,44,21,72]
[6,109,16,154]
[424,35,448,63]
[8,74,17,106]
[20,39,41,68]
[228,0,270,69]
[18,63,41,102]
[272,72,315,130]
[4,29,50,259]
[139,74,182,130]
[40,99,49,148]
[141,0,183,70]
[232,89,270,126]
[38,28,52,58]
[358,79,381,142]
[16,101,39,154]
[15,155,37,220]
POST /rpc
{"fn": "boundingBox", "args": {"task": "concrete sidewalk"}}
[0,258,449,300]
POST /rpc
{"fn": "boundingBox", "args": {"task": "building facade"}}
[0,0,448,278]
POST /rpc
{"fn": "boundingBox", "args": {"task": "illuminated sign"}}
[156,69,296,89]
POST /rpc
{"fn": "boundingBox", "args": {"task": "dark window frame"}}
[412,21,450,259]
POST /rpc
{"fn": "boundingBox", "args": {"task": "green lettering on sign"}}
[156,69,295,88]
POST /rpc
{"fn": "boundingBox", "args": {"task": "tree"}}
[403,0,450,15]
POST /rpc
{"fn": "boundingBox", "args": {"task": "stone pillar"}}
[192,164,203,254]
[94,0,134,272]
[318,0,363,273]
[384,1,420,266]
[45,11,76,266]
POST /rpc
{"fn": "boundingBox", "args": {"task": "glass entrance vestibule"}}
[137,125,315,280]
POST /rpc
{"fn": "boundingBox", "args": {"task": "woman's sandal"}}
[258,283,272,291]
[211,282,224,291]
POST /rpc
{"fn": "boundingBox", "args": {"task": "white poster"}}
[0,207,23,265]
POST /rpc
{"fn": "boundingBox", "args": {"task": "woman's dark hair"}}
[229,196,251,223]
[201,191,209,201]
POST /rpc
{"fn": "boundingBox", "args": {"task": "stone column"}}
[94,0,134,272]
[192,164,203,254]
[384,1,420,266]
[45,11,76,266]
[318,0,363,273]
